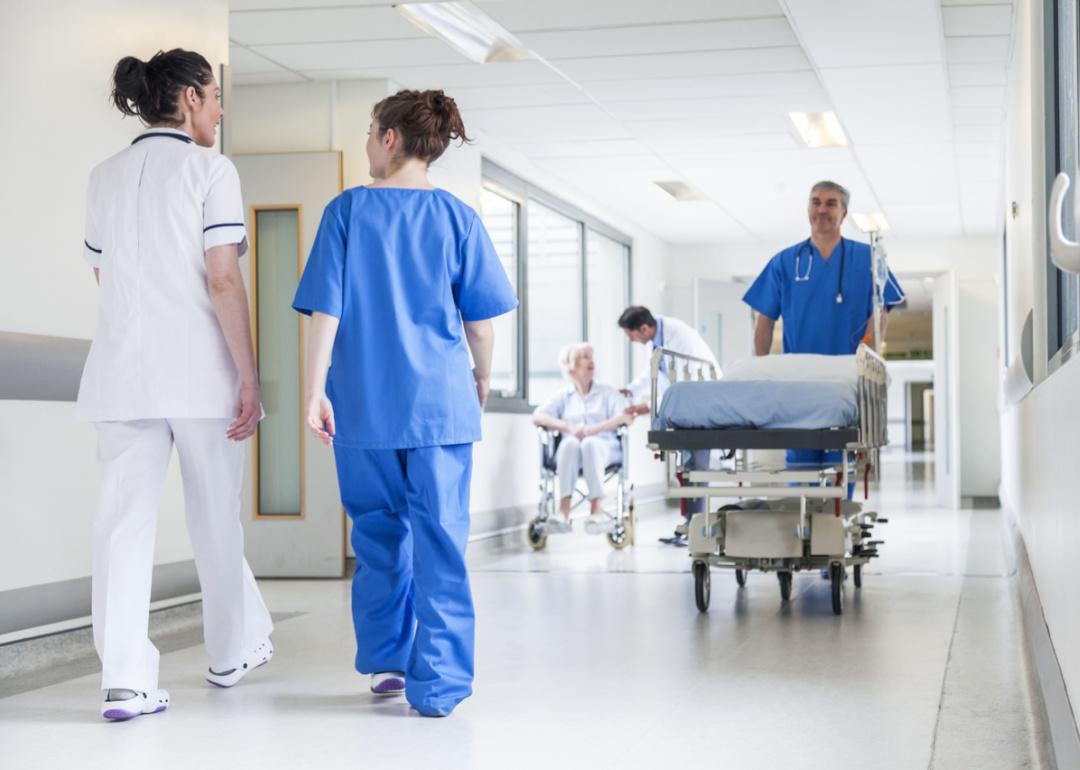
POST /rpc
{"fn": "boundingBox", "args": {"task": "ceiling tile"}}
[950,85,1006,107]
[229,44,284,74]
[945,35,1012,63]
[784,0,944,68]
[942,5,1014,37]
[231,70,307,86]
[302,61,564,89]
[519,18,796,59]
[948,63,1008,86]
[510,139,656,159]
[230,7,420,46]
[473,0,785,32]
[554,47,810,82]
[819,64,953,145]
[251,38,470,71]
[467,103,632,141]
[585,71,823,101]
[603,92,831,122]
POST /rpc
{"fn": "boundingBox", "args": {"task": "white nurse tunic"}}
[78,127,249,421]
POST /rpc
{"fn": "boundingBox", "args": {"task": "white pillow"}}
[723,354,858,385]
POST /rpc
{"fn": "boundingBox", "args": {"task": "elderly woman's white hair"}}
[558,342,593,380]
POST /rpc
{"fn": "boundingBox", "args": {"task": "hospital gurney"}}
[646,345,889,615]
[527,425,635,551]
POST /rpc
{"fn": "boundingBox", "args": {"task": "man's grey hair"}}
[810,180,850,210]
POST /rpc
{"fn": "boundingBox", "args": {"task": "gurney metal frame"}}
[527,425,635,551]
[646,344,889,615]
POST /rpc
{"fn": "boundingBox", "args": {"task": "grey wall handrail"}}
[0,331,90,401]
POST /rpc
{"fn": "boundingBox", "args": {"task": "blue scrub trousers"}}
[334,443,474,717]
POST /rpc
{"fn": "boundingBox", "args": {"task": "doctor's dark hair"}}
[372,89,471,165]
[111,49,214,125]
[810,180,851,210]
[617,306,657,330]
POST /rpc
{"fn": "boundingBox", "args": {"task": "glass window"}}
[527,201,582,404]
[586,229,631,387]
[478,187,521,397]
[253,208,301,517]
[1049,0,1080,357]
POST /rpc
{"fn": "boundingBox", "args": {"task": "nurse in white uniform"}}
[79,49,273,721]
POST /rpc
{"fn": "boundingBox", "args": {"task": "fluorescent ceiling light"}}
[851,211,891,232]
[654,180,706,202]
[396,2,531,64]
[789,111,848,148]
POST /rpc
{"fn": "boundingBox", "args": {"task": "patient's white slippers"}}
[205,638,274,688]
[101,688,170,721]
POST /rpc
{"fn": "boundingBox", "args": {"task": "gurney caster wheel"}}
[778,571,792,601]
[830,563,845,615]
[693,561,711,613]
[735,569,748,587]
[527,520,548,551]
[853,564,863,589]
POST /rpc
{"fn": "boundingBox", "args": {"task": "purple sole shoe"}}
[371,677,405,695]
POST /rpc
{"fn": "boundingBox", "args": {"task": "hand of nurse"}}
[474,372,490,409]
[306,393,335,446]
[227,383,262,441]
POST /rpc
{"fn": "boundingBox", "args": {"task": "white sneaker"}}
[206,638,274,688]
[371,671,406,695]
[101,688,170,721]
[545,514,572,534]
[584,512,611,535]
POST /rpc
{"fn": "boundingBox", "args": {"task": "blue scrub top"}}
[292,187,518,450]
[742,238,904,355]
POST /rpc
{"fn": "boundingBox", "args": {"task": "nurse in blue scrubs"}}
[742,180,904,469]
[292,90,517,717]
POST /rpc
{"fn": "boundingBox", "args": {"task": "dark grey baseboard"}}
[0,560,199,637]
[1008,515,1080,769]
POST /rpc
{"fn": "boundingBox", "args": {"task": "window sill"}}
[484,396,534,415]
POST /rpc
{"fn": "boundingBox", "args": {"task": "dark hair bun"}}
[110,49,213,125]
[372,89,471,165]
[111,57,150,117]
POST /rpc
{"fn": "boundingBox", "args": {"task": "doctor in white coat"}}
[618,306,720,544]
[79,49,272,721]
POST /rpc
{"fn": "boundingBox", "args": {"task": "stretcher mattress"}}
[653,379,858,431]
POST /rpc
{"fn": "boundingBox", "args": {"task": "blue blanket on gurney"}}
[653,380,858,430]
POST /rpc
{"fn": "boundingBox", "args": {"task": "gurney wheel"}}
[693,561,711,613]
[735,569,748,587]
[853,564,863,589]
[830,563,845,615]
[778,571,792,601]
[527,520,548,551]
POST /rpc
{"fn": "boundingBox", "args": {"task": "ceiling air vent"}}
[654,181,705,202]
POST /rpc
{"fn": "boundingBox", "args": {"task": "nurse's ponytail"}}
[111,49,213,126]
[372,89,471,165]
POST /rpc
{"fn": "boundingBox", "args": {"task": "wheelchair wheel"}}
[778,570,792,601]
[693,561,711,612]
[607,518,633,550]
[527,519,548,551]
[735,568,748,587]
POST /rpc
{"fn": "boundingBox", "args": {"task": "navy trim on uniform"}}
[204,222,244,232]
[84,241,102,254]
[131,132,193,145]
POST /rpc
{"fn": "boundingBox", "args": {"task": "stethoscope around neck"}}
[794,237,847,304]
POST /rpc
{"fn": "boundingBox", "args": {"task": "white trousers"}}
[555,435,620,501]
[91,418,273,691]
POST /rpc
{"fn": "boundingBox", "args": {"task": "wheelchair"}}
[526,425,635,551]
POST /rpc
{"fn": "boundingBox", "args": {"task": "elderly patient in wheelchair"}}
[532,343,636,537]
